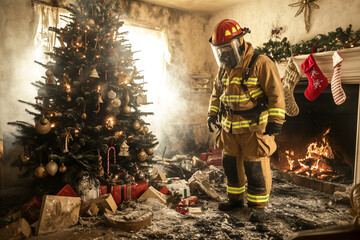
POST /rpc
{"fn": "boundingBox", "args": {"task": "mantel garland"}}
[255,25,360,62]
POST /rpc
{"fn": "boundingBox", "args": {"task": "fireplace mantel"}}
[277,46,360,185]
[276,46,360,84]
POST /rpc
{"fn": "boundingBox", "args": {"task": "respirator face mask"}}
[211,38,242,69]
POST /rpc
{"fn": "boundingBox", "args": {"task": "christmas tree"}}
[8,0,158,196]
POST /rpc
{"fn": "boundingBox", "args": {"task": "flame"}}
[283,128,335,180]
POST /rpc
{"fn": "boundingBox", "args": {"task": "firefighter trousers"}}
[220,129,277,208]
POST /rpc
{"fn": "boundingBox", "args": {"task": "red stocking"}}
[301,44,328,101]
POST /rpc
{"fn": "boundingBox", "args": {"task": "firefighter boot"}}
[218,199,244,211]
[249,208,266,223]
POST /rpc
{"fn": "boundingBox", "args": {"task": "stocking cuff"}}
[332,51,343,68]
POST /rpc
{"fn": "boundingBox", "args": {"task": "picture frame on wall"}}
[189,74,212,92]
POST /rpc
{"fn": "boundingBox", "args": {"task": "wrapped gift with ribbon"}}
[100,180,149,205]
[165,179,191,199]
[178,196,197,206]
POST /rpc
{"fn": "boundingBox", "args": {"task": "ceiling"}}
[139,0,242,14]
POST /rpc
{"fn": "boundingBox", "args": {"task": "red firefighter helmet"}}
[209,19,250,46]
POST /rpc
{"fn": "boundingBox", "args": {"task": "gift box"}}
[99,185,108,196]
[178,196,197,206]
[201,146,222,161]
[110,180,149,205]
[207,155,222,167]
[56,184,79,198]
[21,196,42,224]
[159,186,170,195]
[165,179,190,199]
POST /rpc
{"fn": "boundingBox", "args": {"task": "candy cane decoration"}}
[107,142,116,174]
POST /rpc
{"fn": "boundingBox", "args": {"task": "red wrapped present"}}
[201,146,222,161]
[178,196,197,206]
[56,184,79,197]
[99,185,108,196]
[21,196,42,224]
[159,186,170,195]
[110,180,149,205]
[207,155,222,166]
[200,152,208,161]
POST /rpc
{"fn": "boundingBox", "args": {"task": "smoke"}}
[0,1,45,137]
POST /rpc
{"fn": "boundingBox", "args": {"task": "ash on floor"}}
[26,177,353,240]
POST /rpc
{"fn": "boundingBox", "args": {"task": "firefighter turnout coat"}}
[208,41,285,208]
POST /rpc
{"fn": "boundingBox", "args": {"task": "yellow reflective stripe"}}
[225,30,231,36]
[230,77,258,85]
[268,108,285,118]
[222,77,258,86]
[227,186,245,194]
[219,88,264,103]
[247,193,269,203]
[222,114,268,129]
[209,106,219,113]
[222,78,229,86]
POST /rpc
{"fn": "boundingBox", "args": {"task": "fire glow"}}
[283,128,335,180]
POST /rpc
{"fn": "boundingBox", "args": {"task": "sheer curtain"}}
[121,23,171,141]
[33,3,69,63]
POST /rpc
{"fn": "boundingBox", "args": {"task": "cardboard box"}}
[93,193,117,213]
[138,186,167,204]
[37,195,81,235]
[0,218,31,239]
[188,207,202,215]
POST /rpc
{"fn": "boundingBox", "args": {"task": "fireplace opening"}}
[272,83,359,186]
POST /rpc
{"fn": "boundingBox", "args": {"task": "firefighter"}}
[207,19,285,222]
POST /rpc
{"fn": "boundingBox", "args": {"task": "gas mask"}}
[211,38,242,69]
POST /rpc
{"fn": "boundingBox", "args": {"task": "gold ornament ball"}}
[45,160,58,176]
[112,98,121,107]
[87,19,95,26]
[81,113,87,119]
[138,171,145,180]
[146,148,154,155]
[66,95,72,102]
[137,150,148,161]
[132,120,141,130]
[19,154,30,164]
[98,166,104,177]
[45,69,53,77]
[35,164,47,178]
[35,118,51,135]
[123,105,131,114]
[59,163,67,173]
[142,126,149,134]
[137,126,144,133]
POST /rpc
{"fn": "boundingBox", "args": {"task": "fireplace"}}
[272,83,359,186]
[274,47,360,189]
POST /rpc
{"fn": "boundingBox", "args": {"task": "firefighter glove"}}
[207,115,221,133]
[263,122,282,136]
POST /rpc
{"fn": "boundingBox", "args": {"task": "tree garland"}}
[255,25,360,62]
